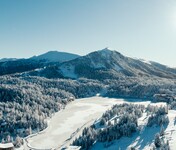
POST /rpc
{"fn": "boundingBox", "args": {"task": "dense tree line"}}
[105,77,176,100]
[72,104,144,150]
[146,105,169,127]
[72,104,171,150]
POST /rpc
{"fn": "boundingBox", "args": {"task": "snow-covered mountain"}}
[149,61,176,74]
[30,51,80,63]
[27,48,176,79]
[0,51,80,76]
[1,48,176,80]
[59,48,176,79]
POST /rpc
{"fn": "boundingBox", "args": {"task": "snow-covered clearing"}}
[60,64,77,79]
[24,97,175,150]
[26,97,123,149]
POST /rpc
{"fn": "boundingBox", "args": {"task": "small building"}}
[0,143,14,150]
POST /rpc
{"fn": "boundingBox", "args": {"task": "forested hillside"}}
[0,74,176,145]
[72,104,170,150]
[0,76,103,144]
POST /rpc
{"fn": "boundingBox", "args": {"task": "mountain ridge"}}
[30,50,80,62]
[1,48,176,80]
[0,51,80,76]
[35,48,176,79]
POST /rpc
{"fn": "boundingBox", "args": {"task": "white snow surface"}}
[27,97,122,149]
[139,59,152,65]
[164,110,176,150]
[34,68,43,72]
[60,64,77,79]
[0,143,14,148]
[25,97,176,150]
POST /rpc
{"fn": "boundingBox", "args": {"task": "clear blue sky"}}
[0,0,176,67]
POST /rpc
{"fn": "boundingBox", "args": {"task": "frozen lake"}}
[27,96,124,149]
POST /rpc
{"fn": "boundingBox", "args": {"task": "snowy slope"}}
[3,48,176,79]
[53,48,176,79]
[91,102,176,150]
[164,110,176,150]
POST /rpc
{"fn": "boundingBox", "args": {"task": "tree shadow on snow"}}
[130,123,169,149]
[94,123,169,150]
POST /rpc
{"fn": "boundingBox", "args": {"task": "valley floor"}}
[22,97,176,150]
[26,97,122,149]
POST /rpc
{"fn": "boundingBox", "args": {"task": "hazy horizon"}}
[0,0,176,67]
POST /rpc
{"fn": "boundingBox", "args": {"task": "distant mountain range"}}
[10,48,174,80]
[0,48,176,80]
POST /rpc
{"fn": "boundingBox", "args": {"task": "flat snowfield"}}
[27,97,124,149]
[27,97,173,150]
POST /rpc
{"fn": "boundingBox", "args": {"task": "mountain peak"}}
[94,48,122,59]
[97,48,112,57]
[102,47,112,50]
[98,47,113,52]
[31,50,80,62]
[44,50,60,54]
[97,47,121,54]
